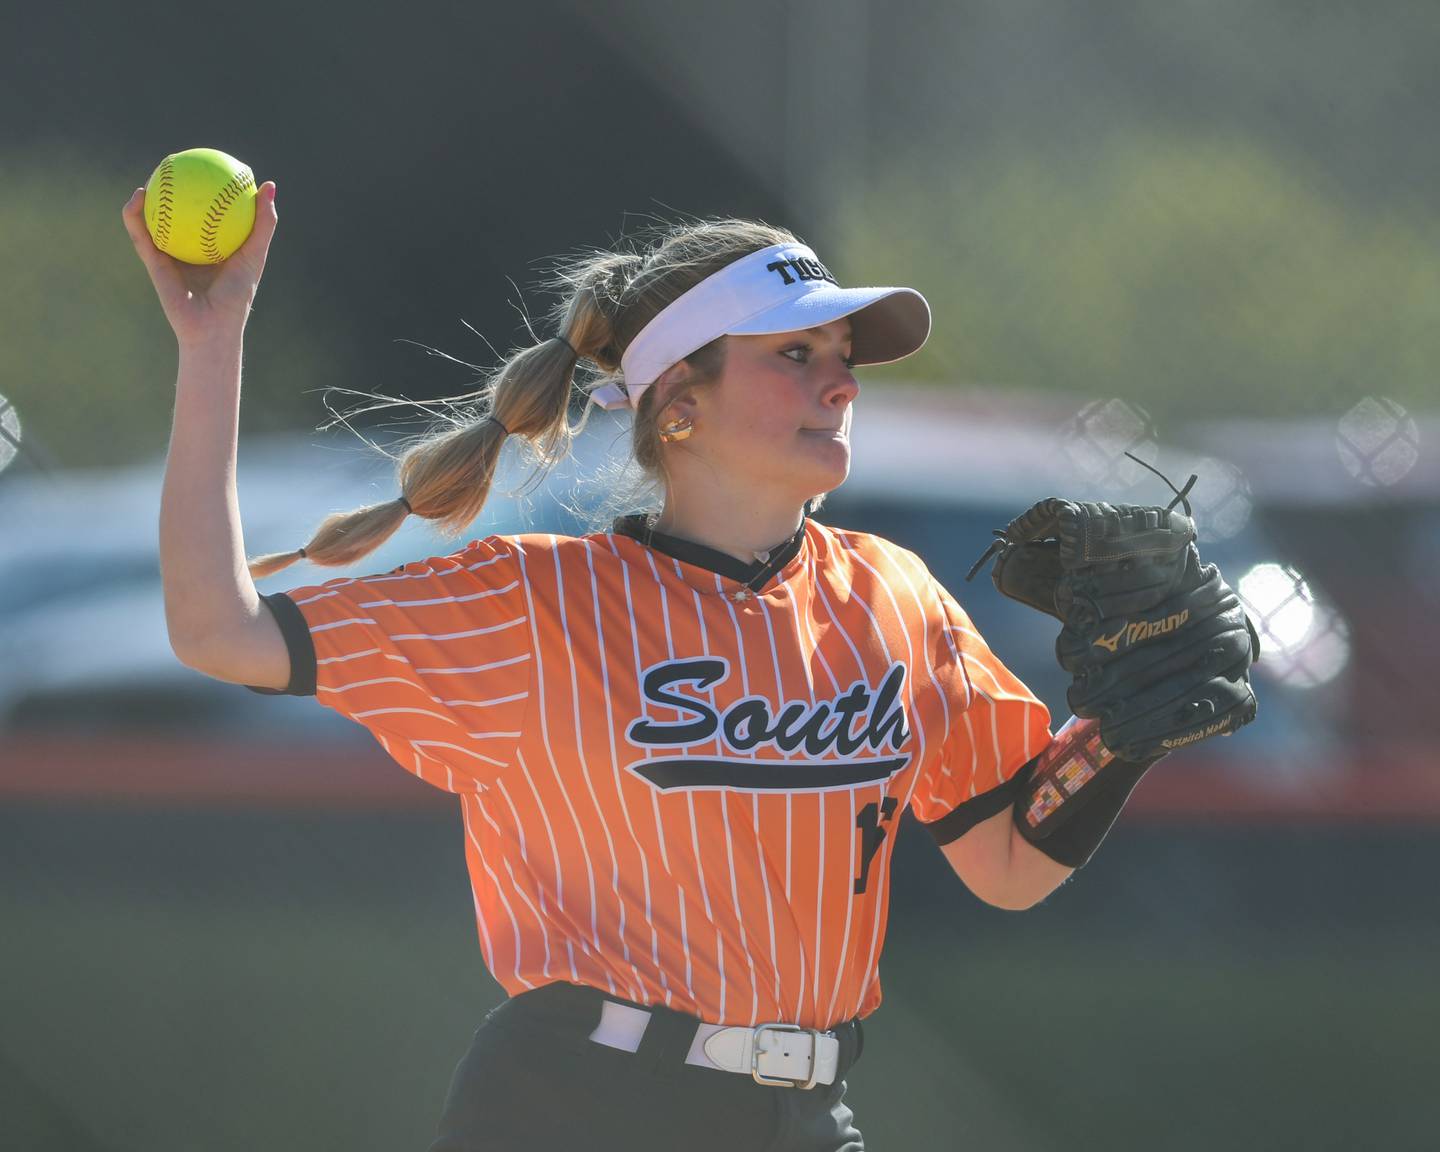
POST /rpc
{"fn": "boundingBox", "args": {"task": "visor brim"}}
[725,285,932,367]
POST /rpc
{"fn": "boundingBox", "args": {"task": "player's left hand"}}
[967,471,1260,764]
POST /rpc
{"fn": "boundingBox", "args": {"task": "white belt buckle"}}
[751,1022,821,1089]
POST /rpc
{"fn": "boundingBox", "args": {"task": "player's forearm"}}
[942,804,1074,910]
[1003,819,1076,907]
[160,334,260,652]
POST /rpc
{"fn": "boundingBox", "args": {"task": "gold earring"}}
[658,416,693,443]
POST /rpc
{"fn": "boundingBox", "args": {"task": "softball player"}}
[130,199,1086,1150]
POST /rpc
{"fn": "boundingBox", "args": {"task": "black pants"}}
[428,982,866,1151]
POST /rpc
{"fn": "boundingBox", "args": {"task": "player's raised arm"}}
[122,178,288,685]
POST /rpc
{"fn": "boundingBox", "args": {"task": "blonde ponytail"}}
[246,217,798,581]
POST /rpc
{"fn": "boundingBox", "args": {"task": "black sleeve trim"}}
[921,757,1036,847]
[243,592,318,697]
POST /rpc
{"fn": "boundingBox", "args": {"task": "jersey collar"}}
[611,511,808,589]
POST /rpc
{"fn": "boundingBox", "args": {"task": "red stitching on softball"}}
[200,168,255,263]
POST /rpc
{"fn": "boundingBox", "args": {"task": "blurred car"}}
[0,430,578,740]
[0,388,1307,762]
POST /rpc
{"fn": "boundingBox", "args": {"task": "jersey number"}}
[854,797,899,895]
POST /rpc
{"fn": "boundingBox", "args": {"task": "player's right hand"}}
[122,181,279,347]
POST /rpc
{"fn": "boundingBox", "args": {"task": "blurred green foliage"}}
[0,143,348,470]
[839,130,1440,421]
[7,127,1435,472]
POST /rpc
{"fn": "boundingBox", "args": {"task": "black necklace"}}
[728,554,772,602]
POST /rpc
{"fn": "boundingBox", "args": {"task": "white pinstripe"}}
[717,575,783,1021]
[585,539,659,1004]
[754,593,808,1022]
[494,775,554,980]
[553,537,643,1003]
[357,580,520,608]
[612,538,678,1009]
[350,704,459,725]
[461,795,536,989]
[833,535,928,1024]
[306,613,378,630]
[515,749,573,981]
[810,567,874,1027]
[415,655,530,676]
[679,560,760,1028]
[316,648,380,665]
[644,548,719,1015]
[516,541,614,996]
[879,555,957,812]
[770,577,836,1023]
[304,549,509,591]
[791,572,844,1024]
[409,740,507,768]
[389,618,528,643]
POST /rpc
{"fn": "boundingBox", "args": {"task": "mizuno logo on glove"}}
[1092,608,1191,653]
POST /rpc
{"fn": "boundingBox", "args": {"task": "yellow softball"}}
[143,147,258,265]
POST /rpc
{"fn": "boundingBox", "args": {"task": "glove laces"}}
[1123,451,1199,517]
[963,452,1200,584]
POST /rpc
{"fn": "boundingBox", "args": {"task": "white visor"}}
[590,242,931,411]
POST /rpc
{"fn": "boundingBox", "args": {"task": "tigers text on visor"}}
[588,243,933,412]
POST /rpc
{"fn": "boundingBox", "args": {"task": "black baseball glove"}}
[967,472,1260,765]
[965,463,1261,867]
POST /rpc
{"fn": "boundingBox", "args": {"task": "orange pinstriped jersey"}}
[247,517,1052,1028]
